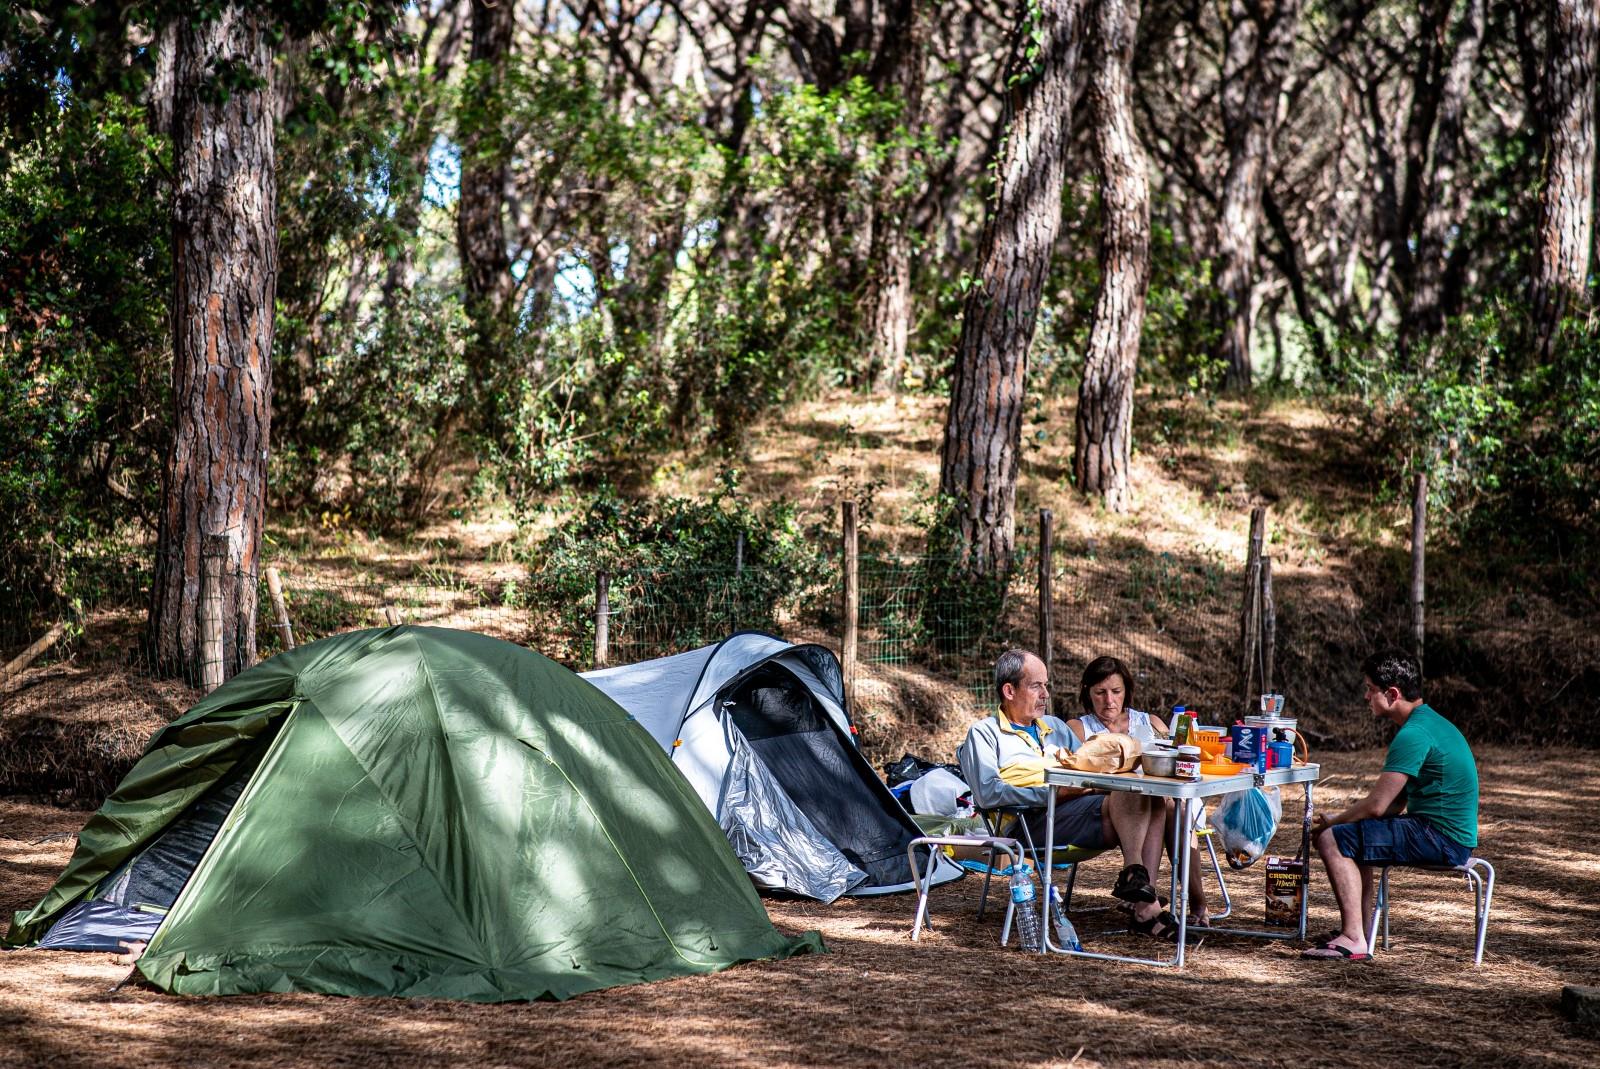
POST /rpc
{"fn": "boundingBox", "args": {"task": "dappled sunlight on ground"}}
[1,745,1595,1067]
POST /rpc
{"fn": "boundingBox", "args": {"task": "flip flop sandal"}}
[1111,863,1160,905]
[1300,942,1372,962]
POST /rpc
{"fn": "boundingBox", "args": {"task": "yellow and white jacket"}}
[956,710,1082,810]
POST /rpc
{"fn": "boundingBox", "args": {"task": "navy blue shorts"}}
[1025,794,1110,850]
[1331,816,1471,868]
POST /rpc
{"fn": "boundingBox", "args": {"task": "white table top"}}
[1043,761,1321,799]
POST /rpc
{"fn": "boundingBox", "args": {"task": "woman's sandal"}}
[1129,908,1182,942]
[1111,863,1160,905]
[1300,941,1372,962]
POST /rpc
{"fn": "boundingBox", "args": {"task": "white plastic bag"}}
[908,767,970,817]
[1212,786,1282,869]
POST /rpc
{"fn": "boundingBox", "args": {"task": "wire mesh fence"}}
[1,530,1254,724]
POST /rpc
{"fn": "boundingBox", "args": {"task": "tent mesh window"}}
[723,663,914,889]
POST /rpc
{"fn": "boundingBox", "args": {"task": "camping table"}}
[1037,761,1321,967]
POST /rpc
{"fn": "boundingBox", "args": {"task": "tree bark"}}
[939,0,1088,578]
[1075,0,1150,514]
[456,0,517,389]
[865,0,930,391]
[147,6,276,682]
[1212,0,1301,393]
[1532,0,1599,362]
[1403,0,1487,357]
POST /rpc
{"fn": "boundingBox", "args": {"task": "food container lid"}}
[1177,745,1202,756]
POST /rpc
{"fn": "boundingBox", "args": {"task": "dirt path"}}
[2,746,1596,1069]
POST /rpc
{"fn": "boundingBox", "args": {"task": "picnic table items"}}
[1035,759,1321,968]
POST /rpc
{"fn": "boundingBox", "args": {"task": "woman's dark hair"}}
[1079,655,1134,715]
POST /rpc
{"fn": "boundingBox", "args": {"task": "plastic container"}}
[1170,705,1190,746]
[1009,866,1041,950]
[1175,744,1203,780]
[1049,885,1083,951]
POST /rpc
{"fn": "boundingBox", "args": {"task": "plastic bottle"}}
[1048,884,1083,951]
[1171,704,1190,746]
[1009,865,1042,951]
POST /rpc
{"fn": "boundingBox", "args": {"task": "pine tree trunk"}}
[938,0,1088,578]
[147,6,276,682]
[1403,0,1487,358]
[457,0,516,386]
[1532,0,1598,361]
[865,0,929,391]
[1212,0,1301,393]
[1075,0,1150,514]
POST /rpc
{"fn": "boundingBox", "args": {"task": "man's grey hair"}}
[994,648,1033,699]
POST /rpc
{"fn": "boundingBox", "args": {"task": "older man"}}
[1304,648,1480,961]
[958,648,1178,939]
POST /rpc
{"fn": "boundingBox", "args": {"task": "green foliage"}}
[1359,300,1600,549]
[1121,549,1224,617]
[518,474,831,659]
[1038,185,1221,396]
[0,92,169,625]
[915,495,1016,654]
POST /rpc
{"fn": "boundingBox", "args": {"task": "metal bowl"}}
[1141,748,1178,778]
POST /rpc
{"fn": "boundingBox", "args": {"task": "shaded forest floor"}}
[2,746,1595,1069]
[5,388,1594,807]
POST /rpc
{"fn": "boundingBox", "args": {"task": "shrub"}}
[519,474,831,662]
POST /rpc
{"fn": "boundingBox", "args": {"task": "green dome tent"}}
[5,626,821,1000]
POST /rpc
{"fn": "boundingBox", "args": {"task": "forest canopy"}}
[2,0,1597,675]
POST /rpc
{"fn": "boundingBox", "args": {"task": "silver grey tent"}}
[583,632,962,902]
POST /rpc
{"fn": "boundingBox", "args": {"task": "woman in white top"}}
[1066,655,1211,926]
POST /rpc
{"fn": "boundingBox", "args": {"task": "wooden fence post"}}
[1237,506,1267,711]
[1038,508,1055,711]
[735,531,745,576]
[1410,471,1426,674]
[1260,554,1276,695]
[383,606,403,626]
[841,500,859,710]
[265,567,295,651]
[199,532,228,693]
[594,570,610,668]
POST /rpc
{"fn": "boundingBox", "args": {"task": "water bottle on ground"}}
[1008,865,1041,951]
[1048,884,1083,951]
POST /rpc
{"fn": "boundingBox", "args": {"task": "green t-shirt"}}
[1383,704,1479,847]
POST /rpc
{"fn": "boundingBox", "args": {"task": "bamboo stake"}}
[1411,471,1426,674]
[594,570,610,668]
[841,500,859,711]
[199,532,227,693]
[1038,508,1055,712]
[265,566,295,650]
[1238,506,1266,711]
[1261,554,1276,695]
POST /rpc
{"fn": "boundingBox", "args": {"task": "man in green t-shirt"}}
[1302,648,1480,961]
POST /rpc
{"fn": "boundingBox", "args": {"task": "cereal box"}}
[1265,855,1306,928]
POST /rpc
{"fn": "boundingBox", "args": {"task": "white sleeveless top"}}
[1078,708,1159,744]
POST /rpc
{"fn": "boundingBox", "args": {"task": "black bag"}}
[885,752,966,788]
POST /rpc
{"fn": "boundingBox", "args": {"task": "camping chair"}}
[1365,856,1495,966]
[972,800,1235,922]
[971,805,1107,923]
